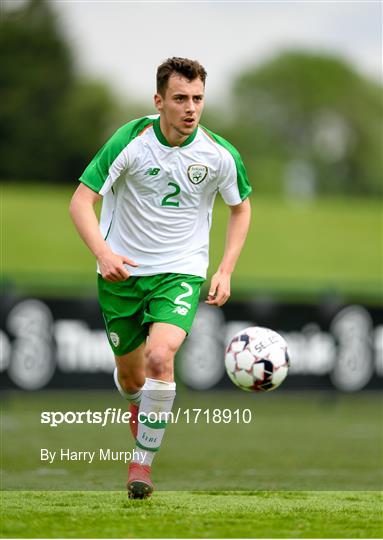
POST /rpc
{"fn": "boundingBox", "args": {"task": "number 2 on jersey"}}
[174,282,193,309]
[161,181,180,207]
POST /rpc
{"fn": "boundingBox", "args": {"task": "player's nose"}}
[185,98,196,113]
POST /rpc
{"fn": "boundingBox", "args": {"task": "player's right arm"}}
[69,183,137,282]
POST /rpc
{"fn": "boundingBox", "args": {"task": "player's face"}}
[154,74,205,142]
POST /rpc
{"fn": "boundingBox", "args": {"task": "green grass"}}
[2,490,382,538]
[1,390,382,537]
[2,183,382,298]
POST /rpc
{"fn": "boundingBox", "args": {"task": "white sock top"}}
[145,377,176,391]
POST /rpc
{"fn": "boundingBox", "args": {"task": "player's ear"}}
[154,93,163,112]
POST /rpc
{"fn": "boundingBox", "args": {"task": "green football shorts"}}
[98,273,205,356]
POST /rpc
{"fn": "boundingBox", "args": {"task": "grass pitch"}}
[2,390,382,538]
[2,490,382,538]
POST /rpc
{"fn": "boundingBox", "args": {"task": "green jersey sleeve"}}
[79,116,155,194]
[201,125,252,202]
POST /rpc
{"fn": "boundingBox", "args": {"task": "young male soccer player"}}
[70,57,252,498]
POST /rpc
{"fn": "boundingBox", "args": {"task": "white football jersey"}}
[80,115,251,278]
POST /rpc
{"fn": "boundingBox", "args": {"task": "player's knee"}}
[118,370,145,393]
[145,345,174,379]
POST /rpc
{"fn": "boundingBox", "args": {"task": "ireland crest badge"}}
[187,164,208,184]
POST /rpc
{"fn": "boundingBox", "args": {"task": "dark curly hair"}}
[156,57,207,96]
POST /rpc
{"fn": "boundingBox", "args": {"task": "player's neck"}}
[159,117,189,147]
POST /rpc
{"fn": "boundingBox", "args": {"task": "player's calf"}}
[113,368,141,438]
[129,402,139,438]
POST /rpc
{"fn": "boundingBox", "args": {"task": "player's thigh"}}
[147,322,187,355]
[115,341,146,378]
[145,322,186,381]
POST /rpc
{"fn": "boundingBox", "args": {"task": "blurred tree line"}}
[1,0,382,196]
[226,52,382,197]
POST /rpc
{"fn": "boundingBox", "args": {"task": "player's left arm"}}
[206,197,251,307]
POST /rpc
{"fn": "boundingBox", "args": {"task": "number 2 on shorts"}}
[174,282,193,309]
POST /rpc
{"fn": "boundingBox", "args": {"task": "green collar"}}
[153,116,198,147]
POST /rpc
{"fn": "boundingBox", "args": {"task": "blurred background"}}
[1,0,382,492]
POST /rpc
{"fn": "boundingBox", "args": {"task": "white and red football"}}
[225,327,290,392]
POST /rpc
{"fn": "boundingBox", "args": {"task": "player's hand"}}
[97,250,138,282]
[205,271,231,307]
